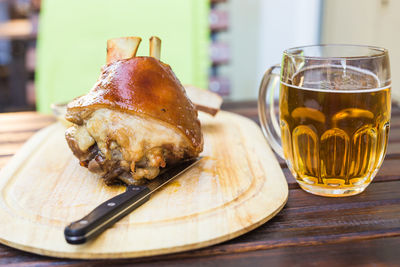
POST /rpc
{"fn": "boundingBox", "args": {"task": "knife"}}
[64,157,201,245]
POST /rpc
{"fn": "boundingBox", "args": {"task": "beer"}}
[280,66,391,192]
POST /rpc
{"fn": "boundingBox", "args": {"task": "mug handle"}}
[258,64,284,159]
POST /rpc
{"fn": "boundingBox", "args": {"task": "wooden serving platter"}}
[0,111,288,259]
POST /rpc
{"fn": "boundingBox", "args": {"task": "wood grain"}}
[0,103,399,266]
[0,111,288,259]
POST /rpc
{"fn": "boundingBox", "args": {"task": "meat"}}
[66,109,194,184]
[65,56,203,185]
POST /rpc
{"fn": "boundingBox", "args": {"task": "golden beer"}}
[280,66,391,193]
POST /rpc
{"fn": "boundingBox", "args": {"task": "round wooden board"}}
[0,111,288,259]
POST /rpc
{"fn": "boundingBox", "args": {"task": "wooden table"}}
[0,101,400,266]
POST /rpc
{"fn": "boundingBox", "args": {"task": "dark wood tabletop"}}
[0,101,400,266]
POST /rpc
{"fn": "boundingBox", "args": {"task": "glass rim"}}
[283,44,388,60]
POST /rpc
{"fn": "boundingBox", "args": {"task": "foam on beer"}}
[281,64,390,93]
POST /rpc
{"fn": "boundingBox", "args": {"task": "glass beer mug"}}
[258,45,391,197]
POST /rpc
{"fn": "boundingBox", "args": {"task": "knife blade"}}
[64,157,202,245]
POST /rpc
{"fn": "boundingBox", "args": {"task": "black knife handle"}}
[64,185,151,244]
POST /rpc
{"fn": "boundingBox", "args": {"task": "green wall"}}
[36,0,210,113]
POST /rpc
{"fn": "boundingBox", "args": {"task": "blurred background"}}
[0,0,398,113]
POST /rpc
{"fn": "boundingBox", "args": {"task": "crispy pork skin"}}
[65,56,203,185]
